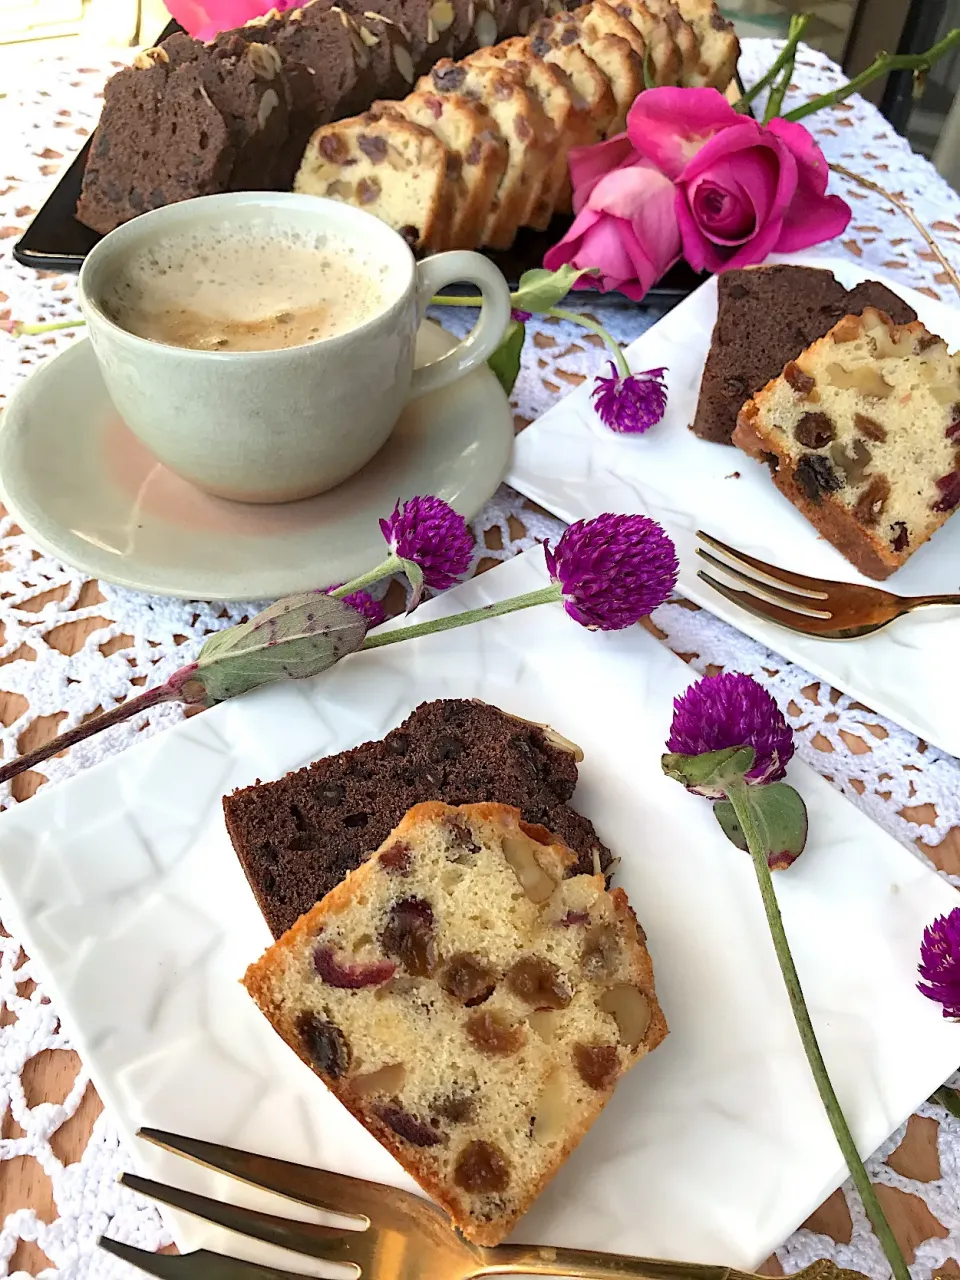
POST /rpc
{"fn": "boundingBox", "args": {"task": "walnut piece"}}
[349,1063,406,1096]
[825,363,893,399]
[598,984,651,1048]
[502,832,559,903]
[532,1069,567,1144]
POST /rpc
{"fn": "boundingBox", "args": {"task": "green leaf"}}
[661,745,755,799]
[399,556,425,612]
[931,1086,960,1120]
[194,591,368,703]
[487,319,525,395]
[713,782,808,869]
[642,46,657,90]
[511,265,597,313]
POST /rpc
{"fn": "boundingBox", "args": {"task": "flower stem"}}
[361,585,559,649]
[783,27,960,123]
[763,14,805,122]
[547,307,630,379]
[735,14,810,113]
[429,294,484,307]
[0,666,201,787]
[726,778,910,1280]
[328,554,401,598]
[4,317,87,337]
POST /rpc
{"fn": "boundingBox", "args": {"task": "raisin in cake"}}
[224,698,613,938]
[733,307,960,580]
[244,801,667,1245]
[691,265,918,446]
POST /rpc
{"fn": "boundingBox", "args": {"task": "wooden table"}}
[2,583,958,1277]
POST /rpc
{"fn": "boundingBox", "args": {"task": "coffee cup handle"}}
[410,252,512,400]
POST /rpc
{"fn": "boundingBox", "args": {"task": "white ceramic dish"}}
[508,253,960,758]
[0,549,955,1274]
[0,320,512,601]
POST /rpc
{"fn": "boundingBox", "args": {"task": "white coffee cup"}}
[78,192,512,503]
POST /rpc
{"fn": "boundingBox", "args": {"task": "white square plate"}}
[508,253,960,757]
[0,550,957,1273]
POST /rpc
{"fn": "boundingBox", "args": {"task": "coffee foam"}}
[103,221,397,352]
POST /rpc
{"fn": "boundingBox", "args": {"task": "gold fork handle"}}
[472,1248,744,1280]
[907,594,960,610]
[471,1251,863,1280]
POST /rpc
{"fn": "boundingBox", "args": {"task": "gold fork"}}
[696,531,960,640]
[99,1128,866,1280]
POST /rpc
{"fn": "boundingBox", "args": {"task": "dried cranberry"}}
[795,454,843,503]
[531,34,550,55]
[357,133,387,162]
[559,23,578,43]
[441,953,496,1006]
[454,1140,510,1193]
[296,1012,350,1079]
[398,225,419,248]
[573,1043,619,1090]
[379,842,412,874]
[558,910,590,927]
[380,897,436,976]
[933,471,960,513]
[891,522,909,552]
[432,63,465,91]
[318,133,348,163]
[465,1010,525,1056]
[783,362,815,396]
[373,1103,443,1147]
[506,957,571,1009]
[793,412,835,448]
[356,177,380,205]
[314,946,396,989]
[464,138,482,165]
[446,818,479,856]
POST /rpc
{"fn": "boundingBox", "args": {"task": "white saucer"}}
[0,321,513,601]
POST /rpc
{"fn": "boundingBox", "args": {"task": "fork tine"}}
[696,531,830,599]
[697,571,843,637]
[121,1173,368,1268]
[696,549,832,618]
[138,1130,383,1223]
[98,1238,326,1280]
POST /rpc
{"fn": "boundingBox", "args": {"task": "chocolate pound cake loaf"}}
[224,699,613,938]
[734,307,960,579]
[244,801,667,1245]
[691,265,918,445]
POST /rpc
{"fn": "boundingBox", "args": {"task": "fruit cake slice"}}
[244,801,667,1246]
[294,112,453,252]
[607,0,682,84]
[644,0,699,83]
[466,39,577,226]
[549,11,644,134]
[377,91,508,248]
[673,0,739,88]
[528,19,617,140]
[420,60,553,247]
[733,307,960,580]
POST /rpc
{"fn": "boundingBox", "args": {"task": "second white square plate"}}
[508,253,960,757]
[0,551,956,1273]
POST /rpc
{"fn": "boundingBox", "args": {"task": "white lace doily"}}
[1,40,959,1280]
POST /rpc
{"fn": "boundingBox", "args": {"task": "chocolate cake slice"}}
[76,57,233,234]
[690,265,918,446]
[224,698,613,938]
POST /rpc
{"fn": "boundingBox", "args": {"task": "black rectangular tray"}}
[13,18,709,305]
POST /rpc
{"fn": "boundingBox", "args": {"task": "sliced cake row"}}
[293,0,739,250]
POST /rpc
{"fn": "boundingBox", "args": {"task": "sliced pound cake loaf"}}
[295,112,453,251]
[733,307,960,579]
[528,19,617,139]
[244,801,667,1246]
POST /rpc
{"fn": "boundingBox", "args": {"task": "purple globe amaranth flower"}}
[667,671,795,795]
[592,363,668,434]
[918,907,960,1020]
[380,496,474,592]
[511,308,532,323]
[544,513,678,630]
[326,585,385,627]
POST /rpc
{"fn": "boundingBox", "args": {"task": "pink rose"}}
[627,87,850,274]
[165,0,295,39]
[543,134,681,301]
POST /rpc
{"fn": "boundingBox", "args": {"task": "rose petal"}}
[677,186,784,274]
[766,119,851,251]
[628,87,746,179]
[766,117,830,196]
[689,174,754,242]
[568,133,641,213]
[165,0,289,36]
